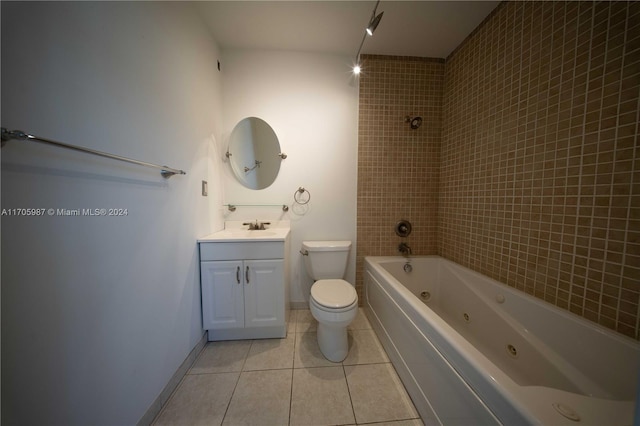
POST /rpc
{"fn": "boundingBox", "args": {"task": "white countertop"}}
[198,220,290,242]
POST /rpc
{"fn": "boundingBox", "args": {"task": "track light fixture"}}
[353,0,383,75]
[366,11,384,36]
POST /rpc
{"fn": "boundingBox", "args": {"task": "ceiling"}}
[196,1,500,60]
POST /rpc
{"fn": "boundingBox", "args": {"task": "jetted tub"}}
[364,256,639,425]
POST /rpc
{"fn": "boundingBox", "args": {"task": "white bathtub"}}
[364,256,639,426]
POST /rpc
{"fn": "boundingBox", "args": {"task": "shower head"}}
[405,116,423,129]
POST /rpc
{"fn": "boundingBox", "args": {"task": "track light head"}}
[366,11,384,36]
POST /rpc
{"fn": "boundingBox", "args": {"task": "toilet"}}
[301,240,358,362]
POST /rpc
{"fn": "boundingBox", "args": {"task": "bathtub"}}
[364,256,639,426]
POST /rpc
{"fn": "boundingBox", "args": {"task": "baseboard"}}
[137,332,208,426]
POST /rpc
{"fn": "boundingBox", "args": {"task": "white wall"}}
[1,2,224,424]
[220,50,359,304]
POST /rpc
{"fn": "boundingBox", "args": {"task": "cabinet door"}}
[243,259,284,328]
[201,261,244,330]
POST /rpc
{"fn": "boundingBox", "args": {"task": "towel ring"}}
[294,187,311,205]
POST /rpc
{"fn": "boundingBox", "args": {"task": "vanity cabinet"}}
[199,237,290,341]
[200,259,284,331]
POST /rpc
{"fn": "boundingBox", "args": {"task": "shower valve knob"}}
[395,220,412,237]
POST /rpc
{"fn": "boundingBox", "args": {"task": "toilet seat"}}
[310,296,358,314]
[311,279,357,309]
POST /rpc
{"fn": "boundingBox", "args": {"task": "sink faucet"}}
[243,220,260,230]
[398,242,412,256]
[243,220,271,230]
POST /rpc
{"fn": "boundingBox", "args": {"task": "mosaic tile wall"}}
[356,56,444,302]
[357,2,639,339]
[441,1,640,338]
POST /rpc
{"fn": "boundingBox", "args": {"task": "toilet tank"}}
[302,241,351,280]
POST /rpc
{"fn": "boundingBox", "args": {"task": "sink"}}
[219,230,277,237]
[198,226,288,242]
[216,229,251,238]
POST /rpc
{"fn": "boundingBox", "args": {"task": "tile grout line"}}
[584,2,608,320]
[617,0,638,339]
[288,323,298,426]
[287,367,294,426]
[341,363,359,425]
[565,2,590,318]
[605,1,623,331]
[220,339,253,426]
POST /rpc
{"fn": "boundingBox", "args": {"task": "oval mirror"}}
[227,117,283,190]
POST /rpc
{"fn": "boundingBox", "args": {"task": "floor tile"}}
[190,340,251,374]
[153,372,238,426]
[348,308,372,330]
[222,369,292,425]
[288,309,298,334]
[294,331,338,368]
[290,366,355,425]
[343,329,389,365]
[295,309,317,332]
[154,308,423,426]
[345,363,419,424]
[243,334,295,371]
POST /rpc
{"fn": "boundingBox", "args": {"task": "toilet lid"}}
[311,279,357,309]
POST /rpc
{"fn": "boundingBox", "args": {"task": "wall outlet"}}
[202,180,208,196]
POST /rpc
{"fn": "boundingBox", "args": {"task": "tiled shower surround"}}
[356,56,444,301]
[357,1,640,339]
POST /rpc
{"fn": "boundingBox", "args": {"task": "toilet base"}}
[317,323,349,362]
[309,294,358,363]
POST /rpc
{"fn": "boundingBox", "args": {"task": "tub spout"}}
[398,242,412,256]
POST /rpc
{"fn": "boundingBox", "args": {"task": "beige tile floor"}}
[153,309,423,426]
